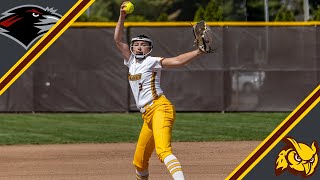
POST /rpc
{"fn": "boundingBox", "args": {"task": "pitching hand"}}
[120,2,128,17]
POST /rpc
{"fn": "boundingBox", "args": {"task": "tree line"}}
[76,0,320,22]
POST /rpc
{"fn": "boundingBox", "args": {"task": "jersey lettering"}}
[128,73,142,81]
[125,56,164,108]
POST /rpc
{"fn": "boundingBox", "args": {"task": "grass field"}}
[0,112,289,145]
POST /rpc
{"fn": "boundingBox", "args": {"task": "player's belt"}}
[140,101,154,113]
[140,100,153,113]
[139,94,163,113]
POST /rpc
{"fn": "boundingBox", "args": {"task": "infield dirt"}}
[0,141,260,180]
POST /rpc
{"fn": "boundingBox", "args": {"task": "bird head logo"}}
[0,5,62,49]
[275,137,319,177]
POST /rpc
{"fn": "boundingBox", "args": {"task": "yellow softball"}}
[124,1,134,14]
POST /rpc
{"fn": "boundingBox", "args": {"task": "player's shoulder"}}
[145,56,165,69]
[146,56,165,62]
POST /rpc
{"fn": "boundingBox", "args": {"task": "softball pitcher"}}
[114,2,212,180]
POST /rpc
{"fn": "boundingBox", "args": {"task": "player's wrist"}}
[197,48,204,55]
[119,13,126,19]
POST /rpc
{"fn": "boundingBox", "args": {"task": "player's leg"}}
[152,96,185,180]
[133,119,155,180]
[163,154,185,180]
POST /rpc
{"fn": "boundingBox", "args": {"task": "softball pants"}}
[133,95,176,171]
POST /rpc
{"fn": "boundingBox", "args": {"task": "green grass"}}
[0,113,288,145]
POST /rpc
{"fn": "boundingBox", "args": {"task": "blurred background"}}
[77,0,320,22]
[0,0,319,113]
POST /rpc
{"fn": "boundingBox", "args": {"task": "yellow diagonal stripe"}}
[226,85,320,179]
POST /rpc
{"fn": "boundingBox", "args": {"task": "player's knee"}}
[133,161,148,171]
[156,151,172,163]
[133,155,149,171]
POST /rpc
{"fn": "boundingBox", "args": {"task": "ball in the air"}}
[124,1,134,14]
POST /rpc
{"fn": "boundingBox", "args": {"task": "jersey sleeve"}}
[124,54,134,68]
[152,57,165,70]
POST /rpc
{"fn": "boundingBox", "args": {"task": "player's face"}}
[132,40,151,55]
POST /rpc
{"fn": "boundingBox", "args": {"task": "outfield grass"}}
[0,113,288,145]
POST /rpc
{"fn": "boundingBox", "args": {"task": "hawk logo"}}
[0,5,62,49]
[275,137,319,177]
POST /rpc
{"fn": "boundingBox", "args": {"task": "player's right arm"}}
[114,2,131,61]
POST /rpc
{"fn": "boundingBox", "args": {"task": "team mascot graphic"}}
[0,5,61,49]
[275,137,319,177]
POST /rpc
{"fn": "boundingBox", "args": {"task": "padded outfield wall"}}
[0,22,318,112]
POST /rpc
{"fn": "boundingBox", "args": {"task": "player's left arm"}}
[161,49,204,68]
